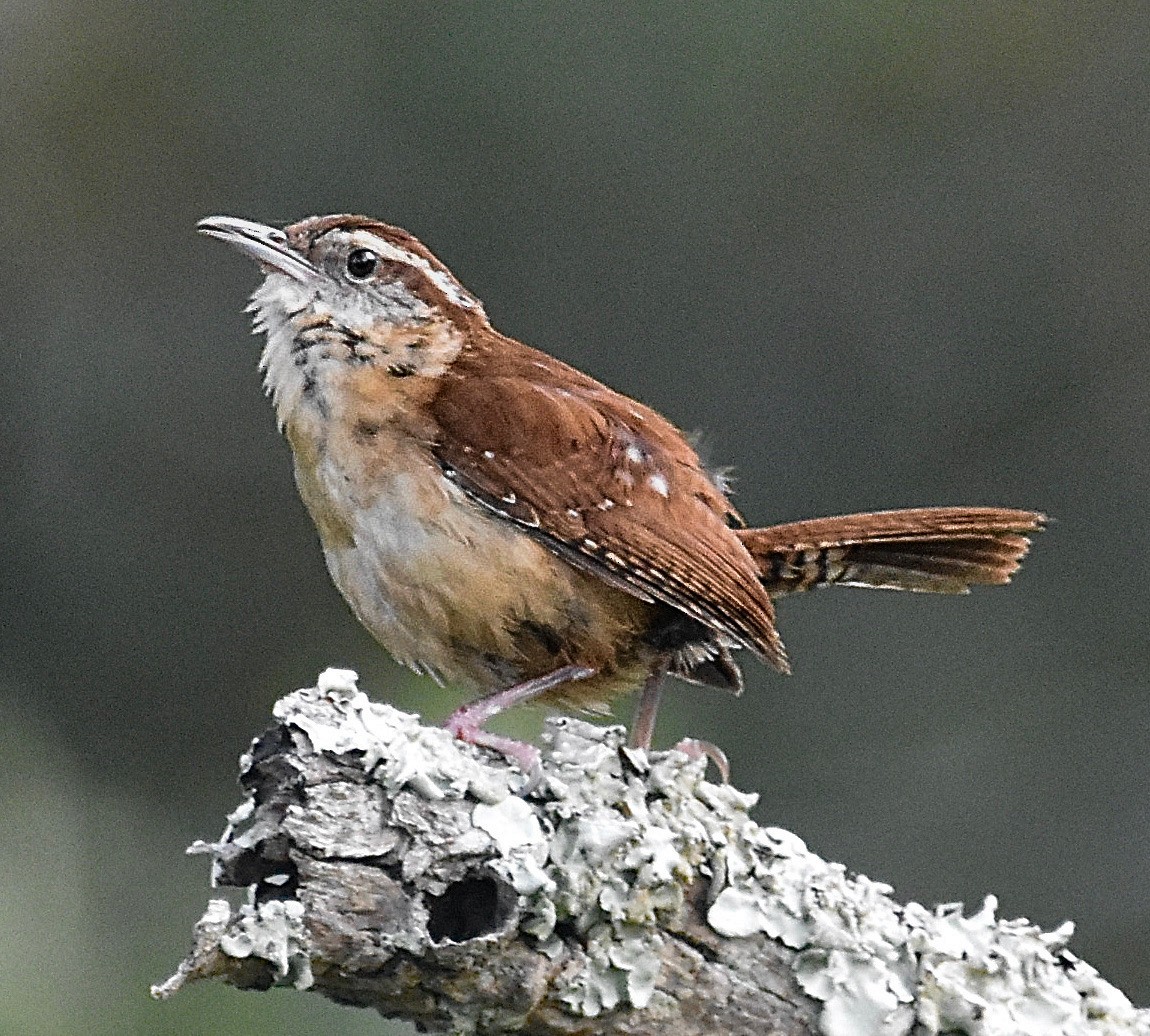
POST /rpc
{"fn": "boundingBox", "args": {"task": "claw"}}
[445,716,543,777]
[443,664,594,777]
[671,737,731,783]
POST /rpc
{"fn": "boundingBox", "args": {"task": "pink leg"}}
[629,660,731,781]
[629,663,668,750]
[445,664,595,772]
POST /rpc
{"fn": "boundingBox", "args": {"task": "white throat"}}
[249,274,325,429]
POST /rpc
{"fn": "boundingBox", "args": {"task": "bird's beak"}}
[197,216,321,285]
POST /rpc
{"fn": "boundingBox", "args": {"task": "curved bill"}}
[197,216,321,284]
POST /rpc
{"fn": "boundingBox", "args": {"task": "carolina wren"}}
[198,213,1043,773]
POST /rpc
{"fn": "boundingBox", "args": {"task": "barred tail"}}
[737,507,1045,598]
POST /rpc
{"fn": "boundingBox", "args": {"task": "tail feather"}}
[738,507,1044,598]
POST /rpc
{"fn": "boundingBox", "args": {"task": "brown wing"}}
[428,337,788,671]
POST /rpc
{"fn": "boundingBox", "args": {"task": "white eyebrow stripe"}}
[352,231,482,311]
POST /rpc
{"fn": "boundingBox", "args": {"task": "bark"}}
[154,669,1149,1036]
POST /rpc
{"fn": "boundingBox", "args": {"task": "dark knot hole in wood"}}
[424,874,517,943]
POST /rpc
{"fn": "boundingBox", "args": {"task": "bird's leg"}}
[629,660,669,750]
[629,658,731,782]
[445,664,595,773]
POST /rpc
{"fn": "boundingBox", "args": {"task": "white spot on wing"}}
[483,450,496,460]
[625,445,645,465]
[648,473,669,497]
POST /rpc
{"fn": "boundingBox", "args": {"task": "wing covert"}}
[428,346,787,670]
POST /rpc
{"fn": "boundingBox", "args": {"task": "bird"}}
[198,213,1043,775]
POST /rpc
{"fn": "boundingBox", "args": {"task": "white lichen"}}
[701,803,1146,1036]
[165,670,1149,1035]
[153,897,314,998]
[473,796,554,895]
[275,667,512,804]
[218,899,314,990]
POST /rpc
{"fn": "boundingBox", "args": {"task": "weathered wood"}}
[155,670,1148,1036]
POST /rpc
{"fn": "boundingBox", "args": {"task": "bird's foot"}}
[671,737,730,783]
[445,714,543,783]
[443,664,595,784]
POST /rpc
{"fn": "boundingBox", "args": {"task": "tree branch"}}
[154,669,1148,1036]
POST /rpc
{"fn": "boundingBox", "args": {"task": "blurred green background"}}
[4,2,1149,1032]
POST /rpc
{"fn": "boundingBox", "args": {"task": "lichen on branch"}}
[154,669,1148,1036]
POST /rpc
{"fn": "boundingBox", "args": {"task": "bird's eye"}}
[346,248,378,280]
